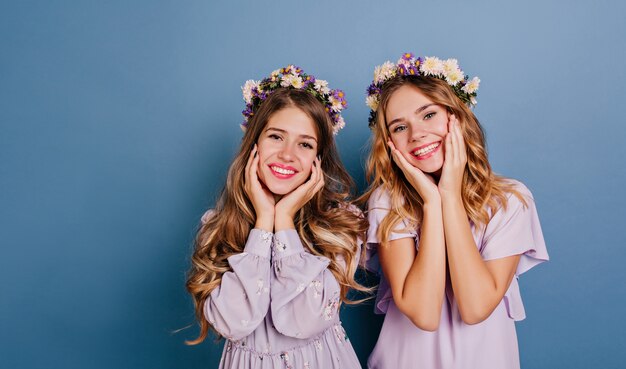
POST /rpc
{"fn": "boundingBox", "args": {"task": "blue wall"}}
[2,1,625,368]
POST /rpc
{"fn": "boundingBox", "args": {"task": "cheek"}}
[300,154,317,175]
[390,135,408,151]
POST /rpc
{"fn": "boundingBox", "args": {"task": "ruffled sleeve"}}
[270,229,344,339]
[202,217,273,339]
[480,181,549,320]
[363,187,418,314]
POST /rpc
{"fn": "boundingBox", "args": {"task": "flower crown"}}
[365,52,480,128]
[241,65,347,134]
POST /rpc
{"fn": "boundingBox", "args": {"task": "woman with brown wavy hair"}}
[360,53,549,369]
[186,65,367,369]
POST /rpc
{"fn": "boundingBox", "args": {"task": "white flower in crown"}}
[329,95,343,112]
[314,79,330,94]
[374,61,396,84]
[470,96,477,106]
[462,76,480,94]
[334,116,346,133]
[442,59,460,75]
[444,68,464,86]
[280,74,303,89]
[270,69,280,81]
[366,95,379,111]
[290,74,304,89]
[242,80,258,104]
[420,57,444,76]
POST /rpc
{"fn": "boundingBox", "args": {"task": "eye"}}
[300,142,315,150]
[424,112,436,120]
[392,125,407,133]
[268,133,282,140]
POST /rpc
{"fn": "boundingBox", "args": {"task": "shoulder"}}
[503,178,533,198]
[491,178,535,214]
[367,185,393,210]
[487,179,537,226]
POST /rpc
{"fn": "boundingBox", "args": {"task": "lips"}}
[268,163,299,179]
[411,141,441,160]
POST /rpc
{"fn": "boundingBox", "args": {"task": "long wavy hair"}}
[186,88,368,344]
[359,75,525,245]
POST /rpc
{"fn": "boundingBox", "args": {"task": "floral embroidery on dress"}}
[323,295,340,320]
[313,338,323,352]
[274,238,288,253]
[333,324,348,343]
[260,230,273,243]
[280,352,292,369]
[256,278,268,295]
[296,283,305,292]
[241,319,249,326]
[304,362,310,369]
[309,280,322,298]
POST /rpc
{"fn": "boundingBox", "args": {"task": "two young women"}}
[186,55,548,369]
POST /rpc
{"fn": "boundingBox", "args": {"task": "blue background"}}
[1,1,625,368]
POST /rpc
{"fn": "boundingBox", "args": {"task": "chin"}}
[415,159,444,174]
[260,173,305,196]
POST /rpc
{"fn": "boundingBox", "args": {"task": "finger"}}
[444,131,453,166]
[250,151,261,184]
[387,141,409,170]
[453,120,467,163]
[244,145,257,180]
[447,119,457,163]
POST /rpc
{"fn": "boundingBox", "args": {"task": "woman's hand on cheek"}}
[274,156,324,231]
[388,140,439,204]
[244,144,275,231]
[438,115,467,200]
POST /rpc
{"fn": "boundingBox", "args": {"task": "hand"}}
[388,140,440,204]
[244,144,275,231]
[438,115,467,199]
[274,156,325,231]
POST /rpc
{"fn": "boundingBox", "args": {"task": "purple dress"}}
[201,212,361,369]
[364,180,549,369]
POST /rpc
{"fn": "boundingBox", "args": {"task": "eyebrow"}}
[265,127,318,142]
[387,103,436,127]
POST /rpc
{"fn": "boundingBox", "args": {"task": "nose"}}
[409,123,428,142]
[277,142,295,162]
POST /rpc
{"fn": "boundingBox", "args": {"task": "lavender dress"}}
[364,180,549,369]
[201,212,361,369]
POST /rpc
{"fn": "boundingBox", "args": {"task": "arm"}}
[442,196,520,324]
[270,229,343,338]
[378,200,446,331]
[439,117,520,324]
[203,228,272,340]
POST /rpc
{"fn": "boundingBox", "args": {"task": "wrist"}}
[423,196,442,210]
[440,191,463,205]
[274,212,295,232]
[255,215,274,232]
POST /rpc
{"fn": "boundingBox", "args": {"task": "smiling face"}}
[256,106,319,196]
[385,84,450,175]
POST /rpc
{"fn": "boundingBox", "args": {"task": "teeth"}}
[271,166,295,175]
[413,143,439,157]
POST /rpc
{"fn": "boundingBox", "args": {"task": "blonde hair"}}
[360,76,525,245]
[186,88,368,344]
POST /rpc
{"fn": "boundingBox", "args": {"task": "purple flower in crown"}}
[402,52,414,61]
[367,83,381,95]
[240,66,348,134]
[397,63,408,75]
[303,74,316,88]
[365,52,480,128]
